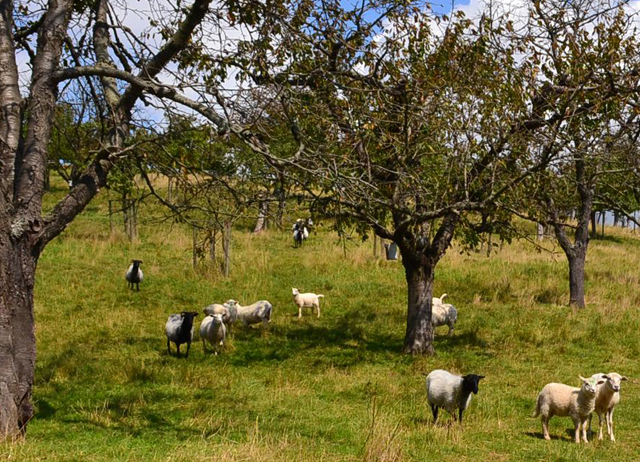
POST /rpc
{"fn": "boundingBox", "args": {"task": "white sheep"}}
[226,299,272,327]
[533,375,607,443]
[425,369,484,424]
[589,372,628,441]
[292,288,324,318]
[200,313,227,355]
[432,293,448,306]
[431,294,457,336]
[125,259,143,291]
[203,302,238,334]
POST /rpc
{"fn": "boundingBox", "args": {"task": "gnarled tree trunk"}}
[0,237,38,438]
[402,256,435,355]
[567,248,586,308]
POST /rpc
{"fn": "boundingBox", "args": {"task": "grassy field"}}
[2,179,640,461]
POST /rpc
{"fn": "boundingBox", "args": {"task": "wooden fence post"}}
[192,226,198,270]
[223,221,231,277]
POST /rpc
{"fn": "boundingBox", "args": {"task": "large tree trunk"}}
[253,198,268,234]
[567,249,586,308]
[402,257,435,355]
[0,237,37,438]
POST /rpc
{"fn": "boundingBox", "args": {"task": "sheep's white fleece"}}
[425,369,471,415]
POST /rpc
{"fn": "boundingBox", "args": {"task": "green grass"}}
[2,179,640,461]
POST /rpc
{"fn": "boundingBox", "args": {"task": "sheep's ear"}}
[579,376,587,383]
[477,375,485,380]
[601,375,610,380]
[621,376,628,381]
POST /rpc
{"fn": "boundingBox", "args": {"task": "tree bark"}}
[0,237,37,438]
[568,249,586,308]
[253,198,268,233]
[401,256,436,355]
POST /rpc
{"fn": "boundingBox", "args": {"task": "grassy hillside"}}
[2,179,640,461]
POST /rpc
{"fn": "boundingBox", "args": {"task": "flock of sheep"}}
[124,226,628,445]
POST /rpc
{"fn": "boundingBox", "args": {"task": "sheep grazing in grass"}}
[125,259,143,291]
[589,372,628,441]
[431,294,457,336]
[292,288,324,318]
[226,299,272,327]
[165,311,198,358]
[203,302,238,335]
[200,313,227,355]
[425,369,484,424]
[533,375,607,443]
[292,219,309,247]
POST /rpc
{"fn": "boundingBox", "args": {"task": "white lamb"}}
[431,294,457,336]
[203,302,238,334]
[200,313,227,355]
[589,372,627,441]
[533,375,607,443]
[425,369,484,424]
[226,299,272,327]
[292,288,324,318]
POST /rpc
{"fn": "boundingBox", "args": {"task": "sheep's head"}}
[225,299,237,308]
[211,313,224,323]
[292,288,299,296]
[461,374,485,395]
[580,375,606,394]
[604,373,628,393]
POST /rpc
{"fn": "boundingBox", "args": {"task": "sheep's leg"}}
[581,418,589,443]
[298,305,302,318]
[573,418,581,443]
[596,411,604,440]
[167,339,171,356]
[202,338,207,353]
[176,343,181,357]
[541,417,550,441]
[608,408,615,441]
[316,303,320,318]
[447,324,454,337]
[458,409,464,425]
[430,405,438,422]
[185,341,191,358]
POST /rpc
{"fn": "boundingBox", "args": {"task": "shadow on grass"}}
[524,430,565,441]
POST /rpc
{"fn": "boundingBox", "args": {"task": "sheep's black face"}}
[462,374,485,395]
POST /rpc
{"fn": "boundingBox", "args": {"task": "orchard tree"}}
[0,0,290,438]
[508,0,640,308]
[224,0,640,353]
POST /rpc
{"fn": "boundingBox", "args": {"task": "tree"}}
[0,0,284,438]
[508,0,640,308]
[224,0,640,353]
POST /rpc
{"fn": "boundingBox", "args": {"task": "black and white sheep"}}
[425,369,484,423]
[165,311,198,358]
[589,372,628,441]
[226,299,272,327]
[125,259,144,291]
[292,219,309,247]
[533,375,607,443]
[200,313,227,355]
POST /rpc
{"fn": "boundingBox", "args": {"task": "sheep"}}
[203,302,238,335]
[533,375,607,443]
[292,219,309,247]
[431,294,457,337]
[165,311,198,358]
[226,299,272,327]
[292,288,324,318]
[425,369,484,424]
[125,259,143,291]
[200,313,227,355]
[589,372,628,441]
[432,293,448,306]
